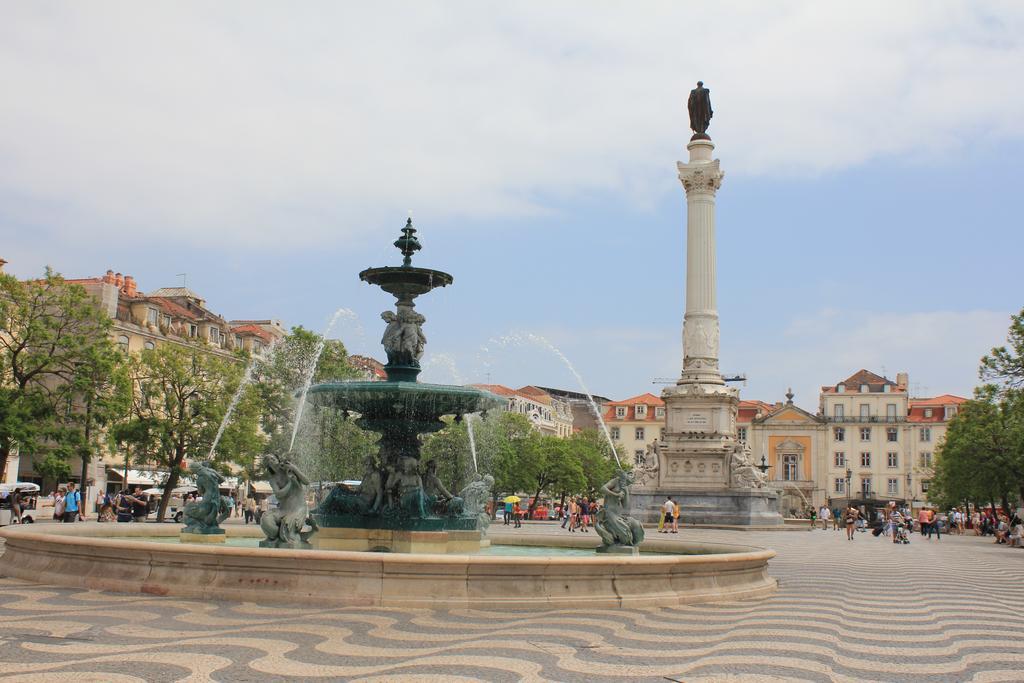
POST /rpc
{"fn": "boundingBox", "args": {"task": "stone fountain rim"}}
[0,523,775,566]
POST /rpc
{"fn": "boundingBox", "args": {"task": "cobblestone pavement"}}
[1,525,1023,682]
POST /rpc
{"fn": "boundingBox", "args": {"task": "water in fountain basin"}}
[290,307,360,451]
[491,332,621,467]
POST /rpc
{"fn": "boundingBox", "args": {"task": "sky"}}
[2,1,1023,410]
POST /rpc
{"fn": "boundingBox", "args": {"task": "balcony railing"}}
[826,416,906,424]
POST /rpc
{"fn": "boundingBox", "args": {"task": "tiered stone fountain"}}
[307,219,505,553]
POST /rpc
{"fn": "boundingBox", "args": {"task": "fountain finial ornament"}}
[687,80,713,141]
[394,217,422,267]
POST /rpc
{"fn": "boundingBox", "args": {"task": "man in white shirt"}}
[819,505,831,530]
[661,496,678,534]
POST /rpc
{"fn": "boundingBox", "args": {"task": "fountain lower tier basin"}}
[305,380,505,429]
[0,524,776,609]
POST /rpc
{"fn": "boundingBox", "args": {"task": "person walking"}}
[10,488,23,524]
[244,497,256,524]
[62,483,81,522]
[832,506,841,531]
[918,507,930,539]
[808,506,817,531]
[926,507,941,540]
[844,505,860,540]
[98,490,115,522]
[819,505,830,530]
[660,497,674,534]
[512,502,522,528]
[578,498,590,532]
[503,499,512,525]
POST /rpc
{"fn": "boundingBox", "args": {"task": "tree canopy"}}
[0,269,124,482]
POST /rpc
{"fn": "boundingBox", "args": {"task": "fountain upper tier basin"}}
[0,523,777,609]
[359,265,453,299]
[306,380,505,429]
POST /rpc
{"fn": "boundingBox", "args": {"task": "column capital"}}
[677,159,723,195]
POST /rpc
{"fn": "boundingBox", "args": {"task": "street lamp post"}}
[845,467,852,507]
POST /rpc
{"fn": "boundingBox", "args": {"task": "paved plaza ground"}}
[1,522,1023,682]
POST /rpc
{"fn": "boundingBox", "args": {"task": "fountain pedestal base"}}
[313,527,486,554]
[180,531,226,544]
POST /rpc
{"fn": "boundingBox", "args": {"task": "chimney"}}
[123,275,137,296]
[0,257,7,273]
[896,372,909,391]
[103,269,115,284]
[114,272,124,288]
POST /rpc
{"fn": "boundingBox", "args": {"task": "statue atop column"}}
[687,80,713,140]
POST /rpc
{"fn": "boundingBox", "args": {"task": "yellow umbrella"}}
[503,495,521,503]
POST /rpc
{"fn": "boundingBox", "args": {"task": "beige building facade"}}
[470,384,575,438]
[603,393,666,468]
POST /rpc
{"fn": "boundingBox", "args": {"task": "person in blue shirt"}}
[63,482,81,523]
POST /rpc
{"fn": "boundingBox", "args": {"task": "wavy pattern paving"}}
[2,528,1023,682]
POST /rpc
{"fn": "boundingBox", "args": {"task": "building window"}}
[944,406,957,420]
[655,406,665,418]
[143,341,155,350]
[859,404,870,418]
[886,427,898,442]
[117,335,129,353]
[861,477,872,496]
[737,427,747,442]
[254,341,263,354]
[921,480,930,492]
[860,384,869,393]
[920,427,931,442]
[635,404,647,418]
[634,450,645,466]
[615,406,627,419]
[189,324,198,338]
[860,427,871,441]
[162,314,172,328]
[887,452,898,468]
[834,404,844,418]
[834,427,845,442]
[924,408,933,418]
[920,452,932,468]
[635,427,645,440]
[835,478,846,493]
[886,403,897,419]
[209,328,219,344]
[146,308,158,325]
[887,478,899,495]
[860,452,871,467]
[610,427,620,440]
[783,454,798,481]
[834,452,846,467]
[837,383,845,393]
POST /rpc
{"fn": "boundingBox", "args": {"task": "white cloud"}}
[1,1,1023,248]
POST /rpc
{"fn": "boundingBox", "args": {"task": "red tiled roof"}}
[907,395,967,423]
[606,393,664,407]
[150,297,201,321]
[737,400,773,423]
[821,369,898,393]
[230,324,273,342]
[470,383,518,398]
[603,393,664,422]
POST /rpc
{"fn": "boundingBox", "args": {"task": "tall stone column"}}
[677,139,724,386]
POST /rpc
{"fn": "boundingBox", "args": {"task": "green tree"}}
[130,343,264,520]
[0,269,117,480]
[63,341,133,498]
[932,387,1024,511]
[981,307,1024,389]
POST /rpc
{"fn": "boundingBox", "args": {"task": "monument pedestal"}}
[631,489,782,526]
